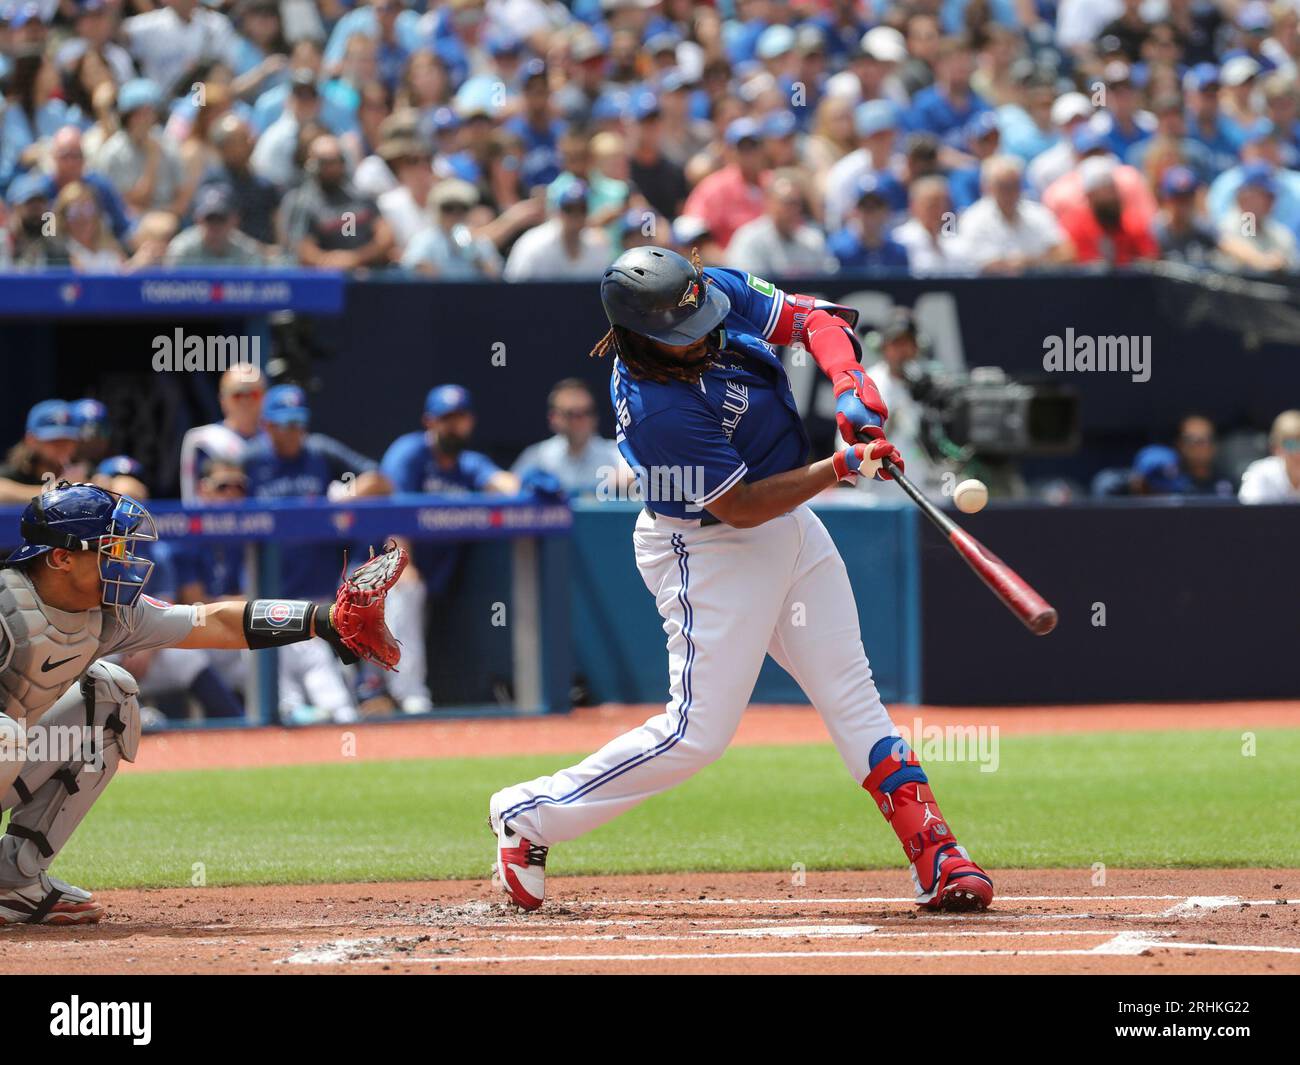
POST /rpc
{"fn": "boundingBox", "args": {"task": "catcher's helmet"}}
[600,246,731,345]
[1,482,157,623]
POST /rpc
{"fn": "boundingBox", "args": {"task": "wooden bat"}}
[882,457,1058,636]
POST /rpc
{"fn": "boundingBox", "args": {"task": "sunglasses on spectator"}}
[553,405,596,419]
[210,479,247,493]
[440,202,471,213]
[1282,438,1300,453]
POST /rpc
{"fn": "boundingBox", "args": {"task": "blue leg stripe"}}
[499,533,696,826]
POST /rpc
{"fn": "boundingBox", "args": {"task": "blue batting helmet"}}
[599,246,730,345]
[1,482,158,623]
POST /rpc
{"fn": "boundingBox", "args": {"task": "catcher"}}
[0,481,405,924]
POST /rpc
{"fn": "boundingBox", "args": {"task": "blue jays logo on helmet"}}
[678,279,701,309]
[1,482,158,629]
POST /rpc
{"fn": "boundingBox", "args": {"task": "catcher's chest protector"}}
[0,568,103,724]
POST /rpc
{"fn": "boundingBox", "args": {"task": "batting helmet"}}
[1,482,158,625]
[599,247,731,345]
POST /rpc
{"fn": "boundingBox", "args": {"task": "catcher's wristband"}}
[242,599,359,665]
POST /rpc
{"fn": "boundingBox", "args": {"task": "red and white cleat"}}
[488,795,547,911]
[917,849,995,913]
[0,874,105,925]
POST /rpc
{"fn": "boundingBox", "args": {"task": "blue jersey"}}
[381,433,503,495]
[612,268,809,520]
[244,433,378,599]
[381,432,505,596]
[170,541,245,599]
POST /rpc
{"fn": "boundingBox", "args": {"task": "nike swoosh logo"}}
[40,655,79,673]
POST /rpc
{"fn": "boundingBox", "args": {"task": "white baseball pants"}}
[494,505,899,845]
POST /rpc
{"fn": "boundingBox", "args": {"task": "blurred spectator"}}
[1130,444,1193,496]
[251,69,324,190]
[1027,92,1095,196]
[401,177,502,277]
[165,184,264,266]
[179,363,265,502]
[512,378,627,498]
[860,308,939,490]
[893,175,970,275]
[906,35,988,140]
[1183,63,1240,177]
[828,173,909,273]
[1,41,77,193]
[626,90,688,220]
[5,172,70,267]
[681,116,769,250]
[1217,163,1299,272]
[1175,414,1236,497]
[40,126,132,243]
[1127,91,1216,184]
[125,210,181,269]
[1239,410,1300,503]
[122,0,241,96]
[204,114,281,250]
[1207,133,1300,240]
[92,79,191,217]
[376,136,436,249]
[56,180,124,271]
[948,111,1004,211]
[1050,156,1158,266]
[726,170,834,277]
[824,100,904,234]
[547,128,629,228]
[288,134,395,268]
[1153,165,1220,265]
[956,155,1073,274]
[1091,61,1156,159]
[71,397,111,476]
[504,181,612,280]
[0,400,79,485]
[56,0,136,87]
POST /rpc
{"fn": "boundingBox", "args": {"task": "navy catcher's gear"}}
[1,483,156,628]
[600,246,731,345]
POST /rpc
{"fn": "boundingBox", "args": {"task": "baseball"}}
[953,478,989,514]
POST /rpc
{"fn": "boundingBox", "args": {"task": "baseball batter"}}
[0,482,403,924]
[490,247,993,913]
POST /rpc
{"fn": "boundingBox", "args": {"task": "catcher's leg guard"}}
[0,662,140,910]
[863,736,994,912]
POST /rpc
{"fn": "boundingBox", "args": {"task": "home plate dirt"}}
[2,869,1296,975]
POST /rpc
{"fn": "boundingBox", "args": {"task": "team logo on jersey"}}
[678,279,701,308]
[264,601,295,627]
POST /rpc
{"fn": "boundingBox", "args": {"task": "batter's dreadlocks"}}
[590,248,721,384]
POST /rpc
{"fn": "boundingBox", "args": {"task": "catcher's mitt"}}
[324,542,408,670]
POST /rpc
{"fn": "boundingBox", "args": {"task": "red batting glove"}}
[832,438,905,483]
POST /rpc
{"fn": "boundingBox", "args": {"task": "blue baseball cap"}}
[8,1,44,28]
[26,400,78,442]
[854,99,897,138]
[1134,445,1190,493]
[1072,123,1109,155]
[854,171,899,206]
[756,24,796,60]
[430,106,461,134]
[964,110,1000,146]
[627,89,661,122]
[761,109,798,139]
[725,116,764,146]
[556,180,589,210]
[72,398,108,436]
[1239,160,1277,195]
[95,455,145,479]
[262,384,310,426]
[1159,164,1200,199]
[1238,1,1273,32]
[517,57,547,87]
[424,384,472,418]
[485,28,524,56]
[1183,62,1221,92]
[117,78,161,115]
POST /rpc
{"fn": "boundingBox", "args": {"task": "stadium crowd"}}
[7,0,1300,275]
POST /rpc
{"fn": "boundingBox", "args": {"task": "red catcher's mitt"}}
[331,542,408,671]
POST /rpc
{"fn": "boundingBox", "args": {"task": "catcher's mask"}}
[3,481,157,630]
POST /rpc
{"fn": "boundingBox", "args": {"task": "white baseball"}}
[953,478,989,514]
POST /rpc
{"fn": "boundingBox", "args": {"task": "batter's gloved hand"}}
[833,368,889,447]
[319,542,408,671]
[832,438,904,483]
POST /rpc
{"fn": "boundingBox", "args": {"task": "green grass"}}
[43,728,1300,889]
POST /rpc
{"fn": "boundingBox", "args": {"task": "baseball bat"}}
[881,456,1058,636]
